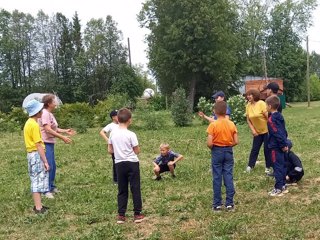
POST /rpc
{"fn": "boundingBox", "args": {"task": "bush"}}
[7,107,28,130]
[196,97,213,124]
[55,102,94,129]
[227,95,247,125]
[171,88,192,127]
[69,114,89,133]
[148,95,167,111]
[0,111,22,133]
[94,93,131,127]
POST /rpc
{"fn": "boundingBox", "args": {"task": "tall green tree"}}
[139,0,241,107]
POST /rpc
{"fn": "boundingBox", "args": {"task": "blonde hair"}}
[160,143,170,150]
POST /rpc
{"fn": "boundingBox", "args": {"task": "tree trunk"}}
[188,74,198,110]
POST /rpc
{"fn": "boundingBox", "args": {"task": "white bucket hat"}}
[25,99,44,117]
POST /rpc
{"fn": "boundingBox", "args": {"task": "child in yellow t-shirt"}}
[23,99,50,214]
[207,101,238,212]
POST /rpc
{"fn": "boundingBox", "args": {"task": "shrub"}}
[55,102,94,129]
[227,95,247,125]
[94,93,130,127]
[171,88,192,127]
[148,95,167,111]
[7,107,28,130]
[0,111,22,133]
[69,114,89,133]
[196,97,213,124]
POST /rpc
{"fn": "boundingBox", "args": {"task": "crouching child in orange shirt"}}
[207,101,238,212]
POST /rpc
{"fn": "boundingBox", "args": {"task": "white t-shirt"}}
[108,128,139,164]
[102,122,119,134]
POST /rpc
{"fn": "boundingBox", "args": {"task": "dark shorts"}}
[159,163,176,173]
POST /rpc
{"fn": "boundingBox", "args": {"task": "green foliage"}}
[94,93,130,127]
[148,94,167,111]
[55,102,94,129]
[171,88,192,127]
[196,97,213,116]
[310,74,320,101]
[7,107,28,129]
[227,95,247,125]
[69,114,89,134]
[0,111,21,133]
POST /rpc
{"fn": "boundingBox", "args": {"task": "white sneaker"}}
[245,166,252,173]
[265,168,271,174]
[44,192,54,199]
[268,188,283,197]
[52,188,61,194]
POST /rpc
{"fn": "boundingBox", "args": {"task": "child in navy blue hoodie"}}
[265,95,288,196]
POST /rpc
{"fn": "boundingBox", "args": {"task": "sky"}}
[0,0,319,70]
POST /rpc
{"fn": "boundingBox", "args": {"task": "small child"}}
[266,95,288,196]
[206,101,238,212]
[153,143,183,180]
[23,99,50,214]
[99,110,119,183]
[285,140,304,185]
[108,108,144,224]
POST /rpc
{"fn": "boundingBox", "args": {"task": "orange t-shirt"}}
[206,118,238,147]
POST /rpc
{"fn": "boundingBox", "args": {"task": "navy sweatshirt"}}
[267,112,288,149]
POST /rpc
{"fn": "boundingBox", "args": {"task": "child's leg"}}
[112,154,117,182]
[128,162,142,215]
[248,134,264,168]
[168,163,176,176]
[222,148,235,206]
[154,165,161,177]
[211,147,223,208]
[116,162,129,216]
[33,192,42,210]
[272,149,285,189]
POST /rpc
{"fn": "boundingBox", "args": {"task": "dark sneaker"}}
[155,176,162,181]
[213,205,223,212]
[134,214,145,223]
[116,215,126,224]
[33,206,48,214]
[171,174,176,178]
[226,205,235,212]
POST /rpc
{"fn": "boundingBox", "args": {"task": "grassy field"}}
[1,102,320,240]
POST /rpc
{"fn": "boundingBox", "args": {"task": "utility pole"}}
[263,48,268,80]
[306,36,310,107]
[127,37,132,67]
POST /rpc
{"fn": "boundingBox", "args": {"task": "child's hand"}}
[282,146,289,152]
[44,162,50,171]
[198,111,204,118]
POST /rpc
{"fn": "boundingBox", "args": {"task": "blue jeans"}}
[271,149,286,190]
[248,133,272,168]
[211,146,235,207]
[45,143,56,192]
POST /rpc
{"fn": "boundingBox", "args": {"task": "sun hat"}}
[109,110,118,119]
[211,91,225,100]
[25,99,44,117]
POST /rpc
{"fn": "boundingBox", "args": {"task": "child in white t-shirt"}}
[99,110,119,183]
[108,108,144,224]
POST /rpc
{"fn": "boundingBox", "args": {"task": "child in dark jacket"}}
[285,140,304,184]
[266,96,288,197]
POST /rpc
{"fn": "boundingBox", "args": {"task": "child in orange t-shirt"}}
[206,101,238,212]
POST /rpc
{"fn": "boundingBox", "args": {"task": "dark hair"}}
[117,108,132,123]
[42,94,55,108]
[266,82,279,94]
[214,101,227,116]
[265,95,280,110]
[246,89,260,102]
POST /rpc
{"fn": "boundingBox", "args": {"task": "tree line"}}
[0,9,151,112]
[139,0,320,106]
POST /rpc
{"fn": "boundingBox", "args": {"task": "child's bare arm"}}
[233,132,239,146]
[207,134,213,149]
[173,154,183,164]
[99,129,109,142]
[35,142,49,171]
[133,145,140,155]
[108,144,114,154]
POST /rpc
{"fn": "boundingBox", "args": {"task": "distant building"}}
[240,76,283,100]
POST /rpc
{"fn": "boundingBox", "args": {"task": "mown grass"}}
[1,103,320,240]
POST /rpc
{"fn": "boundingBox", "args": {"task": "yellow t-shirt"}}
[246,100,268,134]
[23,118,45,152]
[206,118,238,147]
